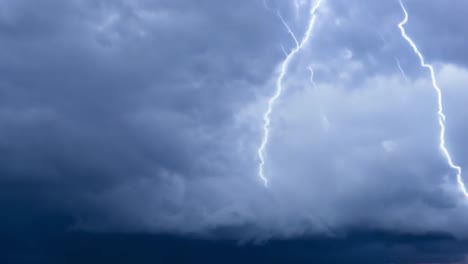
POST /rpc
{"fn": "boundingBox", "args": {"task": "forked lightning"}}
[258,0,324,187]
[398,0,468,197]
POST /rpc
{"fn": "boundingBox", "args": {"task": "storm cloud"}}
[1,0,468,262]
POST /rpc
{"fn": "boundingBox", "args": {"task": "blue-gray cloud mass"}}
[1,0,468,263]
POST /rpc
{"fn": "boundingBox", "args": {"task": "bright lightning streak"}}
[278,12,300,48]
[258,0,324,187]
[398,0,468,198]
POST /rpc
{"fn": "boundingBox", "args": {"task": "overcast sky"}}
[1,0,468,263]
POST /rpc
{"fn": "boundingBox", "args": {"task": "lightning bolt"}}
[278,11,300,48]
[307,65,316,87]
[280,45,289,57]
[398,0,468,197]
[307,66,330,131]
[394,57,409,82]
[258,0,324,187]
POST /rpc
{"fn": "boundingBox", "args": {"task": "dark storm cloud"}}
[2,230,468,264]
[1,0,468,263]
[0,0,283,225]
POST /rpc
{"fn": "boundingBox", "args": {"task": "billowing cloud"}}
[1,1,468,258]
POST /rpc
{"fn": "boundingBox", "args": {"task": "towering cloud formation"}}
[0,0,468,243]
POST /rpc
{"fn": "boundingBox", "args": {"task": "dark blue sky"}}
[1,0,468,263]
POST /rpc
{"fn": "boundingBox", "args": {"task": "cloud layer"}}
[1,0,468,246]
